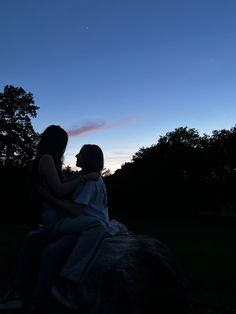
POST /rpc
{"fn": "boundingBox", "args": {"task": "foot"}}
[51,283,78,310]
[23,304,43,314]
[0,289,24,310]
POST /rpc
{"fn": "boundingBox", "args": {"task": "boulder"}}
[51,233,192,314]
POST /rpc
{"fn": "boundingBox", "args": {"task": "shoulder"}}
[79,180,97,195]
[39,154,53,162]
[96,177,107,192]
[38,154,54,166]
[38,154,55,174]
[99,176,106,186]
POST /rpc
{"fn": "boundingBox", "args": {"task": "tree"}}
[158,126,201,148]
[0,85,39,166]
[102,167,112,177]
[62,165,78,178]
[108,126,230,218]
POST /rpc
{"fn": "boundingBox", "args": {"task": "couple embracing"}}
[0,125,128,313]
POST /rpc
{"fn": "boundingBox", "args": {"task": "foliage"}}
[62,165,78,178]
[1,84,236,222]
[0,85,40,166]
[107,126,236,219]
[102,167,112,177]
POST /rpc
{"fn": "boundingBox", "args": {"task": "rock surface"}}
[50,233,192,314]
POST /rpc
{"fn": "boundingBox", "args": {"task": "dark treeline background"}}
[107,126,236,221]
[1,85,236,223]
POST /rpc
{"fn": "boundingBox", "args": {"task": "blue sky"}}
[1,0,236,172]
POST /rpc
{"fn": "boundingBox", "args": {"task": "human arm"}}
[38,185,86,217]
[64,170,98,182]
[38,154,99,198]
[63,171,81,182]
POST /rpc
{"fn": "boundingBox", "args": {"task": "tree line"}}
[1,85,236,223]
[107,126,236,220]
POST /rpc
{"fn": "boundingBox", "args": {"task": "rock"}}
[51,233,192,314]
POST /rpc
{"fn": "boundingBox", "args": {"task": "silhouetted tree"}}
[62,165,78,178]
[107,126,236,219]
[0,85,39,166]
[102,167,112,177]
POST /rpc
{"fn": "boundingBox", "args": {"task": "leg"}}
[60,219,108,283]
[49,219,108,309]
[30,234,78,307]
[0,227,54,310]
[12,227,54,296]
[53,216,106,236]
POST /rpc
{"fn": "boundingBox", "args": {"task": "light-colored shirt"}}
[73,176,109,223]
[73,176,128,236]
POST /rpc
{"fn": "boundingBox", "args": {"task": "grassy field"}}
[0,217,235,314]
[124,215,236,314]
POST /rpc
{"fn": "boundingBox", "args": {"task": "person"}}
[34,144,129,310]
[0,125,99,312]
[31,125,98,226]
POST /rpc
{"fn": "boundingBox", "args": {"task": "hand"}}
[84,172,100,181]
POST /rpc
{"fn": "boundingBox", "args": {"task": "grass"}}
[0,216,235,313]
[123,215,236,313]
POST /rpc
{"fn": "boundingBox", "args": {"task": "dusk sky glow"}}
[1,0,236,172]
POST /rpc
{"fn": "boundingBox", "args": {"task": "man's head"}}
[76,144,104,174]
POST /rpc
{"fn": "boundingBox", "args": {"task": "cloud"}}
[67,116,136,137]
[67,121,106,136]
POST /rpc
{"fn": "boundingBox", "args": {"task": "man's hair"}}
[80,144,104,174]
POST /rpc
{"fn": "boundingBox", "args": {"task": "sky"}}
[1,0,236,173]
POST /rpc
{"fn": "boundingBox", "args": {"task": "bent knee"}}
[86,218,106,230]
[22,229,47,246]
[41,235,77,261]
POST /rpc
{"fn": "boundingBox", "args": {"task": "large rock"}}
[51,233,192,314]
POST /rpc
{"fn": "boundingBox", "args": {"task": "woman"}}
[35,144,128,310]
[0,125,99,312]
[31,125,98,225]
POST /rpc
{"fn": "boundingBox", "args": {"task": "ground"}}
[0,215,235,314]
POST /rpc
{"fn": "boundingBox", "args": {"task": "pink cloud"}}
[67,116,135,137]
[67,121,106,136]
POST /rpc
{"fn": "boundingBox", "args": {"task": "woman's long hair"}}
[30,125,68,223]
[32,125,68,181]
[31,125,68,199]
